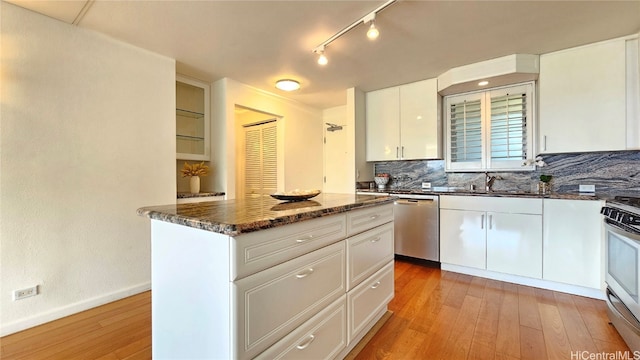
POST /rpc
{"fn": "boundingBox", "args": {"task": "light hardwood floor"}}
[1,258,629,359]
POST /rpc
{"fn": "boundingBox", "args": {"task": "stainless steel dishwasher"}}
[393,194,439,261]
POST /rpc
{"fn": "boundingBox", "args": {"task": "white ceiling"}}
[7,0,640,109]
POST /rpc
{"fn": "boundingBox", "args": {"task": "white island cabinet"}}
[138,194,394,360]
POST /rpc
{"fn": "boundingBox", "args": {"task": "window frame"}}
[445,82,536,172]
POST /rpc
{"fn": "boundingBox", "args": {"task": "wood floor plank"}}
[495,282,521,359]
[414,304,460,358]
[553,291,599,353]
[466,275,488,299]
[467,276,504,360]
[538,302,572,359]
[443,273,473,309]
[572,295,628,347]
[520,325,548,360]
[439,294,482,359]
[518,284,542,330]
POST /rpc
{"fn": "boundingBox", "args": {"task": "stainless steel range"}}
[601,196,640,352]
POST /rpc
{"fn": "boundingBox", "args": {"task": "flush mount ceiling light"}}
[312,0,396,65]
[275,79,301,91]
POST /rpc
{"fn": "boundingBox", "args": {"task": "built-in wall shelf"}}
[176,75,210,161]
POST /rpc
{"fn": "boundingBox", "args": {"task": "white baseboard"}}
[0,282,151,337]
[440,263,605,300]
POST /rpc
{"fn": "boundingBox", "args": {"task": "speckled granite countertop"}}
[138,193,395,236]
[357,188,607,201]
[177,191,226,199]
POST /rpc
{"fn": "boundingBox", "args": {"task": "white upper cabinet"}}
[366,79,441,161]
[538,37,636,153]
[176,75,210,161]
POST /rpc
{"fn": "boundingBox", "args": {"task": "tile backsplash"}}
[373,150,640,194]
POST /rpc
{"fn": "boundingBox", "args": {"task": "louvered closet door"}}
[244,121,277,197]
[487,83,533,169]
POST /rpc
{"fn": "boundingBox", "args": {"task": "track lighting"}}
[311,0,396,65]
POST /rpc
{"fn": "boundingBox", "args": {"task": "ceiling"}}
[7,0,640,109]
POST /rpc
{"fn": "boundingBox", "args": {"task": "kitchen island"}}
[137,193,395,360]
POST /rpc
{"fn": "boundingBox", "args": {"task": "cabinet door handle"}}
[488,214,493,230]
[371,281,381,289]
[295,235,314,243]
[295,268,314,279]
[401,146,405,158]
[370,237,381,243]
[481,214,485,229]
[296,334,315,350]
[396,147,399,158]
[369,214,380,220]
[543,135,547,151]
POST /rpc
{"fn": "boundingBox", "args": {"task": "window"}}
[445,82,535,172]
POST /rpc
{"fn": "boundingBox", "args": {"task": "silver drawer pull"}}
[370,237,381,243]
[296,334,315,350]
[371,281,381,289]
[295,268,314,279]
[369,215,380,220]
[295,235,314,243]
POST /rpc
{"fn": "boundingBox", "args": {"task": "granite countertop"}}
[138,193,395,236]
[357,188,607,201]
[177,191,226,199]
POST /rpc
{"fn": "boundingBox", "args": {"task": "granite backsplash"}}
[373,150,640,195]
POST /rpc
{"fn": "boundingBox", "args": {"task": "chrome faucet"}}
[485,172,497,192]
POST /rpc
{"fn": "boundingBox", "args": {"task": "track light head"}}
[363,12,379,40]
[367,21,379,40]
[314,46,328,66]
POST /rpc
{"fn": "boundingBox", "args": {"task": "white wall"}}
[210,78,323,199]
[0,3,176,335]
[323,106,350,193]
[322,88,372,194]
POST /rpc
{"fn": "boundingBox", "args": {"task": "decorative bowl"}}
[270,189,321,202]
[374,176,389,186]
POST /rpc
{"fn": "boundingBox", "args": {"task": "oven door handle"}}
[606,288,640,336]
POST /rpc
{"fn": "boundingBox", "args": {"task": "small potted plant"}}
[181,162,209,194]
[539,174,552,195]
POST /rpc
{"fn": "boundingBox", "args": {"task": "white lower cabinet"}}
[347,222,394,290]
[256,295,347,360]
[486,212,542,278]
[440,196,543,279]
[347,261,395,343]
[233,241,346,360]
[543,199,604,289]
[440,209,487,269]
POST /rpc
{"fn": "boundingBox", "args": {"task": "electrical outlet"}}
[13,285,38,301]
[421,182,432,189]
[579,184,596,193]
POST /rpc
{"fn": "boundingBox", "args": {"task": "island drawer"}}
[254,295,347,360]
[347,260,394,343]
[231,214,347,280]
[346,204,394,236]
[346,222,394,291]
[233,241,346,360]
